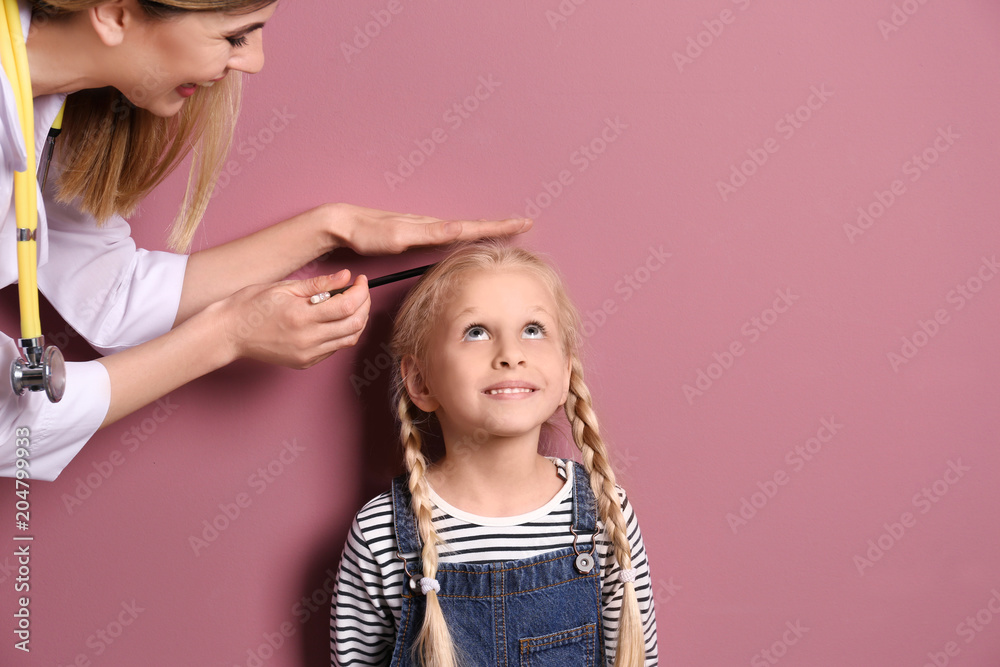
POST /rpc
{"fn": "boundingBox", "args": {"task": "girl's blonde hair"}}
[33,0,275,251]
[390,242,645,666]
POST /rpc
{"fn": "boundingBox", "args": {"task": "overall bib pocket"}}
[519,623,597,667]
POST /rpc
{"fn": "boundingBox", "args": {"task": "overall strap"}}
[390,474,423,557]
[571,461,598,535]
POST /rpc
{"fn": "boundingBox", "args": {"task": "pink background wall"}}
[3,0,1000,665]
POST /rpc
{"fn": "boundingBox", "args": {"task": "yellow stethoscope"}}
[2,0,65,402]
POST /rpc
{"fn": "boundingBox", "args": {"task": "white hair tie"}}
[620,568,638,584]
[420,577,441,595]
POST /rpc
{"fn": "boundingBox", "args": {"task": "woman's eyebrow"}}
[225,22,266,39]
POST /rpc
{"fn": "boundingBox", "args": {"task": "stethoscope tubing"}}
[3,0,65,402]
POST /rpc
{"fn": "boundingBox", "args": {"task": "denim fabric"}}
[389,463,604,667]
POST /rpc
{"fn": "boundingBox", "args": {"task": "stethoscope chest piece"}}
[11,338,65,402]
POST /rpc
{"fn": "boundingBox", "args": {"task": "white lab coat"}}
[0,0,187,481]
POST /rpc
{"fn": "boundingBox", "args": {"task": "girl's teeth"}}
[198,81,215,87]
[487,388,532,394]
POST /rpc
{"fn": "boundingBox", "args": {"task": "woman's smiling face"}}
[113,1,277,116]
[405,268,572,444]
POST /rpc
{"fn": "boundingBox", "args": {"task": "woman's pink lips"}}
[176,84,197,98]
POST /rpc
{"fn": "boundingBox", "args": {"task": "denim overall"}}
[389,462,606,667]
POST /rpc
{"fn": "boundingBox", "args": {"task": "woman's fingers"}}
[226,274,371,368]
[445,216,534,242]
[393,218,534,252]
[329,202,532,255]
[397,216,533,248]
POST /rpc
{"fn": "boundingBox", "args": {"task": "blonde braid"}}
[564,358,645,667]
[398,396,460,667]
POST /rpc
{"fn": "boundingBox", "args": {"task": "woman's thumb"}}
[295,269,352,299]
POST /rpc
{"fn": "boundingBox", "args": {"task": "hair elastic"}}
[620,568,638,584]
[419,577,441,595]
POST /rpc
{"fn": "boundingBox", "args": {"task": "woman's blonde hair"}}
[32,0,275,251]
[390,241,646,666]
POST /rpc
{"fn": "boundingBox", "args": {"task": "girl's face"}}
[405,269,572,443]
[113,2,277,116]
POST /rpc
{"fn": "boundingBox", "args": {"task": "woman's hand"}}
[220,270,371,369]
[99,271,370,427]
[323,203,533,256]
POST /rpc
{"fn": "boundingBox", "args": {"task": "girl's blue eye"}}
[227,35,249,48]
[522,323,546,339]
[462,325,490,341]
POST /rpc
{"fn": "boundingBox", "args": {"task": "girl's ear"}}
[89,0,131,47]
[401,355,439,413]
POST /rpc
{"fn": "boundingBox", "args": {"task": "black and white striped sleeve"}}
[330,497,398,667]
[600,488,659,666]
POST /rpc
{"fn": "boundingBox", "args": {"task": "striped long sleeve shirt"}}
[330,459,658,666]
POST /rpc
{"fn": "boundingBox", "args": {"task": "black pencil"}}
[309,263,435,304]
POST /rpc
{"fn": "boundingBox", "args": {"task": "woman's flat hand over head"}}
[222,270,371,369]
[324,203,533,256]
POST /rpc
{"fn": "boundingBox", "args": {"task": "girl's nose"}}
[493,336,527,369]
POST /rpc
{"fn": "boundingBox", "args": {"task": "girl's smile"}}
[483,380,540,397]
[404,269,571,443]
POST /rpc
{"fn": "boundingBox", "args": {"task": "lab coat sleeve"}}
[36,195,188,355]
[1,189,188,482]
[0,338,110,482]
[1,202,187,481]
